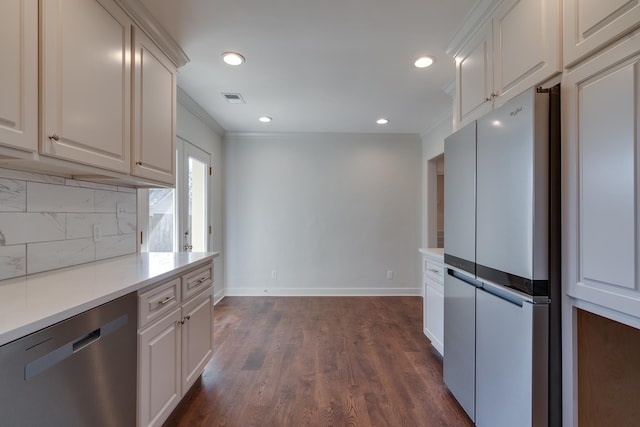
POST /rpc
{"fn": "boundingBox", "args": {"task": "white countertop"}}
[0,252,219,346]
[419,247,444,258]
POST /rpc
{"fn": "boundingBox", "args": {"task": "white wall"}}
[421,116,452,248]
[176,92,225,302]
[224,132,422,296]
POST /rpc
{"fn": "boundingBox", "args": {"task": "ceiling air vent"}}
[222,93,246,104]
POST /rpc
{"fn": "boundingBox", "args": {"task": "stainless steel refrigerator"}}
[443,87,561,427]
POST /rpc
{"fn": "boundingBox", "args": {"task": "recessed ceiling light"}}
[258,116,272,123]
[222,52,245,66]
[376,118,390,125]
[414,56,435,68]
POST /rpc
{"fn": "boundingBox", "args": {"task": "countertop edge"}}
[419,248,445,260]
[0,252,219,347]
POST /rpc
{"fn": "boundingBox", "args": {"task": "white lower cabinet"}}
[425,284,444,355]
[138,307,182,427]
[137,263,214,427]
[421,249,445,356]
[181,289,214,393]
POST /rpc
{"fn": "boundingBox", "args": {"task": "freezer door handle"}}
[479,283,525,307]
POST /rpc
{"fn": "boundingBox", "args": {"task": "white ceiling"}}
[140,0,476,135]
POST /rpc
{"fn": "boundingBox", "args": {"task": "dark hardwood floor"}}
[164,297,473,427]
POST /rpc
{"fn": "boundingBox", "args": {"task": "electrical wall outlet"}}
[271,270,278,280]
[387,270,394,280]
[93,224,102,242]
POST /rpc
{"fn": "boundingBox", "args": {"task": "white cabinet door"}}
[492,0,561,107]
[138,308,182,427]
[0,0,37,152]
[41,0,131,173]
[564,0,640,68]
[132,27,176,185]
[424,257,445,356]
[425,284,444,356]
[181,288,213,394]
[563,31,640,317]
[455,20,494,130]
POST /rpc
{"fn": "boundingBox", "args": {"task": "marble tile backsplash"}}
[0,168,137,280]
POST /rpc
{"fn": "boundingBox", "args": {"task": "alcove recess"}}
[578,309,640,426]
[436,156,444,248]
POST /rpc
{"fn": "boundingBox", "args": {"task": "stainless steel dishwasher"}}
[0,292,137,427]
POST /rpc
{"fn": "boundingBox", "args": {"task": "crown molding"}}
[442,79,456,99]
[223,132,421,142]
[177,87,226,136]
[115,0,190,68]
[420,111,453,140]
[446,0,503,58]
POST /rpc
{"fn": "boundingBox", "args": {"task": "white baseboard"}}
[213,288,225,305]
[223,286,422,297]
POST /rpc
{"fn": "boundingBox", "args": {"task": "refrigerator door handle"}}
[448,268,483,288]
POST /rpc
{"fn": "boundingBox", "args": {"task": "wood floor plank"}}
[164,296,473,427]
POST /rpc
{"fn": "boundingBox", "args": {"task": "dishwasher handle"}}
[25,313,129,380]
[72,329,101,353]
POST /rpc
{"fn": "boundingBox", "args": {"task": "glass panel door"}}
[181,142,209,252]
[147,188,176,251]
[139,138,210,253]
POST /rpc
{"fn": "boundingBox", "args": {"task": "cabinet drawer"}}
[425,260,445,285]
[138,277,181,328]
[182,264,212,301]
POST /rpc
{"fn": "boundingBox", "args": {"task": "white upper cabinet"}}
[492,0,561,107]
[455,20,494,128]
[563,30,640,318]
[0,0,37,153]
[41,0,132,173]
[564,0,640,68]
[131,27,176,186]
[450,0,561,130]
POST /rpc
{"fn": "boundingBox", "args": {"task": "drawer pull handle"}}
[196,277,207,284]
[428,268,440,274]
[159,296,175,305]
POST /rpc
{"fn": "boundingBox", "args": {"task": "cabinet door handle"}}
[185,315,191,321]
[48,133,60,141]
[485,92,497,102]
[135,161,143,166]
[159,295,175,305]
